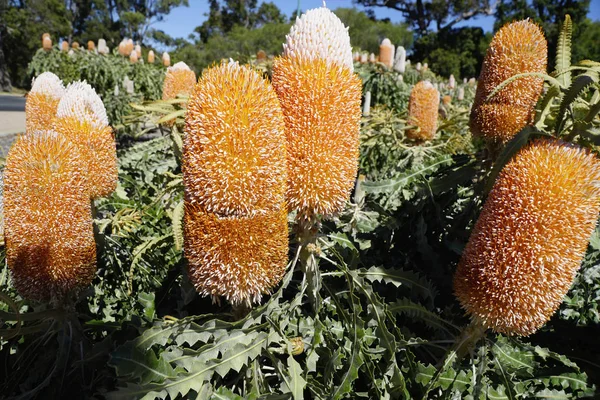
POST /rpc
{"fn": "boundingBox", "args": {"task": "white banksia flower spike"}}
[283,5,353,71]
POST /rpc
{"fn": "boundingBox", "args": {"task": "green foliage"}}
[334,8,413,54]
[413,27,491,79]
[175,22,290,73]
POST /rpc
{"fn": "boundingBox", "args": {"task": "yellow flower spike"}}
[470,20,547,143]
[26,72,65,134]
[454,139,600,336]
[162,62,197,101]
[54,81,117,198]
[4,132,96,302]
[184,61,288,305]
[87,40,95,51]
[184,204,288,306]
[184,61,287,217]
[407,80,440,141]
[42,36,52,51]
[273,6,361,219]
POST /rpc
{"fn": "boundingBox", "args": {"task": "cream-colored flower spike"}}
[169,61,192,72]
[283,2,353,71]
[57,81,109,128]
[31,72,65,98]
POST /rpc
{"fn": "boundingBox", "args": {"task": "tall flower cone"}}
[148,50,155,63]
[4,132,96,302]
[87,40,95,51]
[379,38,395,68]
[26,72,65,133]
[470,20,547,144]
[72,41,80,50]
[407,80,440,141]
[129,51,138,63]
[53,81,117,198]
[42,35,52,50]
[272,6,361,220]
[454,139,600,336]
[183,61,288,305]
[162,61,197,100]
[162,52,171,67]
[61,40,69,52]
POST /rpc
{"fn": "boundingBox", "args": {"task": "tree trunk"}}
[0,29,12,92]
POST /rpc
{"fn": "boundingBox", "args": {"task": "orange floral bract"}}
[184,61,288,305]
[470,20,547,143]
[454,139,600,336]
[4,132,96,302]
[407,80,440,141]
[162,62,197,100]
[272,56,361,218]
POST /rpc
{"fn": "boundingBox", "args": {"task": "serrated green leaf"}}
[555,15,572,88]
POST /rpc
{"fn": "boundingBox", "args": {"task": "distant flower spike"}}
[407,80,440,141]
[379,38,395,68]
[470,20,547,143]
[454,139,600,336]
[273,6,361,219]
[162,52,170,67]
[4,132,96,302]
[162,61,197,100]
[54,81,117,198]
[148,50,155,63]
[26,72,65,134]
[184,61,288,305]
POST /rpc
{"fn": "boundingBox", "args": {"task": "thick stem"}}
[295,214,322,312]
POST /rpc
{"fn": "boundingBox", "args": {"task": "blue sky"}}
[154,0,600,41]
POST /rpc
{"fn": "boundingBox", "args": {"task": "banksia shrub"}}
[4,132,96,302]
[26,72,65,133]
[470,20,547,143]
[454,139,600,336]
[162,62,197,100]
[407,80,440,141]
[53,81,117,198]
[272,6,361,219]
[184,61,288,305]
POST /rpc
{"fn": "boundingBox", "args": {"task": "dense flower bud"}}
[54,81,117,198]
[454,139,600,336]
[470,20,547,143]
[4,132,96,302]
[407,80,440,141]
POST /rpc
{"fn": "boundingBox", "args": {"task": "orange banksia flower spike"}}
[470,20,547,144]
[53,81,117,198]
[72,41,80,50]
[42,34,52,50]
[272,6,361,219]
[407,80,440,141]
[87,40,95,51]
[26,72,65,134]
[162,62,197,100]
[183,61,288,305]
[379,38,395,68]
[4,132,96,302]
[454,139,600,336]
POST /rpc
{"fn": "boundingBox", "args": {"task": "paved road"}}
[0,95,25,112]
